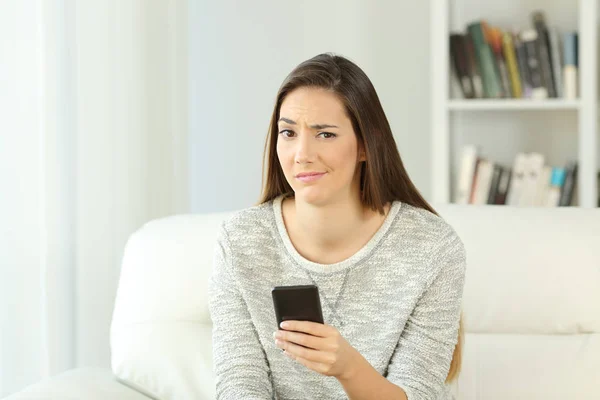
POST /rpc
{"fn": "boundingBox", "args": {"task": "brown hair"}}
[258,53,463,383]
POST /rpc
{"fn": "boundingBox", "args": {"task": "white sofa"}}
[4,205,600,399]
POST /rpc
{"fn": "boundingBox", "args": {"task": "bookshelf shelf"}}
[448,99,581,111]
[431,0,598,208]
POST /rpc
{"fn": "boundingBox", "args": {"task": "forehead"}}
[279,87,348,123]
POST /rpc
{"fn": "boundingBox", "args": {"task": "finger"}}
[280,320,334,337]
[276,330,326,350]
[278,339,332,364]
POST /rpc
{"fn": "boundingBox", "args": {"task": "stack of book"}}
[450,11,578,99]
[455,145,579,207]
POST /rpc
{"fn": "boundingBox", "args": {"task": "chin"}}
[293,187,330,206]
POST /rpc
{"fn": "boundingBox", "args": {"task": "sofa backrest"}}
[436,205,600,399]
[110,205,600,400]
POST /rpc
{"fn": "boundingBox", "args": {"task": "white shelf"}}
[448,99,581,111]
[431,0,598,208]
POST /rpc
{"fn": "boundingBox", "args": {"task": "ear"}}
[358,148,367,162]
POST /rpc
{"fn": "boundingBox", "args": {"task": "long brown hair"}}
[257,53,463,383]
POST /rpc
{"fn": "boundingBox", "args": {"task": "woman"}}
[209,53,466,400]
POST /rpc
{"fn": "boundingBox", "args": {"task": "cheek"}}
[332,145,358,173]
[276,141,292,170]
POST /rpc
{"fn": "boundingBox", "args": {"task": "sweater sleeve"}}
[208,223,274,400]
[385,230,467,400]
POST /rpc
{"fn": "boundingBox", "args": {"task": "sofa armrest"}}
[3,367,154,400]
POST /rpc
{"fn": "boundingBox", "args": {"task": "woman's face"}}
[276,87,365,206]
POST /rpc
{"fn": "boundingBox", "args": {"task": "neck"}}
[287,192,382,252]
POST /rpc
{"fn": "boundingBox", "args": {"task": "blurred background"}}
[0,0,598,397]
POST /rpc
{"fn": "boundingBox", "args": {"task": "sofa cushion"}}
[3,367,152,400]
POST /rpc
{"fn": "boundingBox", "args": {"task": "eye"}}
[278,129,295,138]
[318,132,337,139]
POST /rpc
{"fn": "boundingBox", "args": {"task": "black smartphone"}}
[271,284,324,329]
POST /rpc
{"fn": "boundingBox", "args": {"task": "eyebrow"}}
[278,117,339,130]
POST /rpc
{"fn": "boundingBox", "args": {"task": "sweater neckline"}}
[272,194,401,274]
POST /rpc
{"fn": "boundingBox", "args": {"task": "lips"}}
[296,172,326,183]
[296,172,326,178]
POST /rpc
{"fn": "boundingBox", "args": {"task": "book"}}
[472,159,495,205]
[548,27,563,98]
[559,161,578,206]
[521,29,548,99]
[518,152,545,207]
[534,165,552,206]
[502,31,522,98]
[450,34,475,99]
[464,33,484,98]
[494,167,512,205]
[563,32,578,99]
[514,34,532,98]
[455,145,479,204]
[506,152,529,205]
[487,164,502,204]
[468,158,482,204]
[545,167,566,207]
[532,11,557,97]
[467,21,503,98]
[487,26,512,97]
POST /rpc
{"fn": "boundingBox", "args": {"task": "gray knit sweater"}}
[208,195,466,400]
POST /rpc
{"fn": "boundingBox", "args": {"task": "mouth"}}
[296,172,327,183]
[296,172,326,178]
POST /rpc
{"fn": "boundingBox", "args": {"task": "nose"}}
[294,129,315,164]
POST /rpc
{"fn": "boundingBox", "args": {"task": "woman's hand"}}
[273,320,360,380]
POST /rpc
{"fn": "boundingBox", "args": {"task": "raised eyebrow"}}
[278,117,296,125]
[310,123,338,130]
[278,117,339,130]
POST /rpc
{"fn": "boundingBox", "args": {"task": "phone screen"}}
[272,285,324,327]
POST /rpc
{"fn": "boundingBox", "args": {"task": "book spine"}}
[468,158,481,204]
[563,32,578,99]
[455,145,478,204]
[450,34,475,99]
[545,167,566,207]
[521,29,548,99]
[535,166,552,206]
[532,11,557,97]
[487,165,502,204]
[548,28,563,98]
[464,33,484,98]
[514,34,532,98]
[507,152,528,206]
[490,27,512,98]
[519,152,545,207]
[559,161,578,206]
[503,32,522,98]
[473,160,494,205]
[495,168,511,205]
[468,22,503,98]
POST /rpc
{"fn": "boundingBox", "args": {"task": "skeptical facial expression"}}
[276,87,365,205]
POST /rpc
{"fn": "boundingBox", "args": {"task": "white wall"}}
[189,0,432,213]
